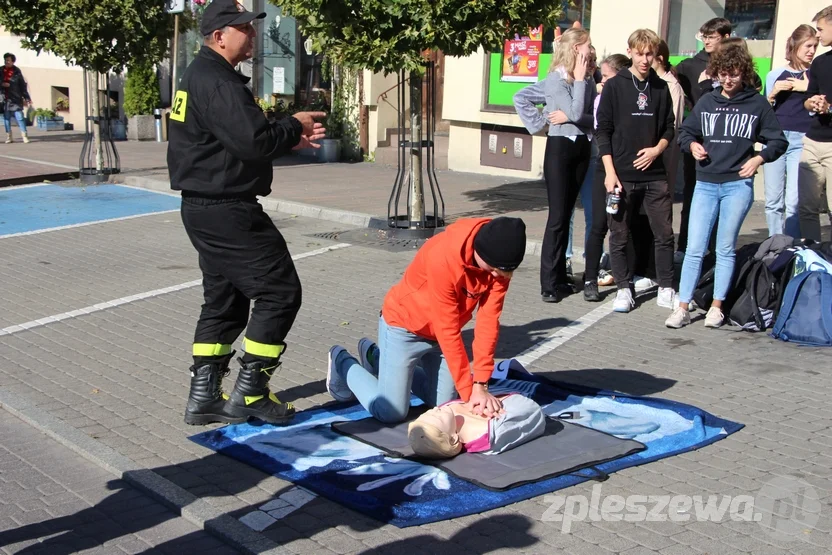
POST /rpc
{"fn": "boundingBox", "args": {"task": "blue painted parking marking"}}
[0,184,180,237]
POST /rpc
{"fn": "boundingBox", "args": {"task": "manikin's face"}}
[420,406,458,435]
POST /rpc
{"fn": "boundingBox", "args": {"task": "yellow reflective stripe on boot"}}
[242,338,285,359]
[243,391,293,408]
[193,343,232,357]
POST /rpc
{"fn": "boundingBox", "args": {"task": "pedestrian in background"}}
[2,53,31,144]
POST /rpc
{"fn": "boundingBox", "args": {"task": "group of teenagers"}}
[514,12,832,330]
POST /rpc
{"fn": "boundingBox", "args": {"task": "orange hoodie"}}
[381,218,510,402]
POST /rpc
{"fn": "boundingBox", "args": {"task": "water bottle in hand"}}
[606,186,621,215]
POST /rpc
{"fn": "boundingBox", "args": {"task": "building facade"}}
[440,0,828,190]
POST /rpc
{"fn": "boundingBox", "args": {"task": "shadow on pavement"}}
[458,180,548,218]
[538,368,676,397]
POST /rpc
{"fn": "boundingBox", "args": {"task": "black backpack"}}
[726,259,780,331]
[692,243,758,310]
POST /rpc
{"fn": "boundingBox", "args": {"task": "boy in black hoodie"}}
[596,29,677,314]
[675,18,732,257]
[667,41,787,329]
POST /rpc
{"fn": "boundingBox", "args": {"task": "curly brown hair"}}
[707,40,757,87]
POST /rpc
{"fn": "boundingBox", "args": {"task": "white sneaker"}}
[327,346,355,402]
[657,287,677,309]
[633,275,659,291]
[665,307,692,328]
[357,337,379,377]
[613,289,635,313]
[704,307,724,328]
[4,134,11,144]
[21,133,29,144]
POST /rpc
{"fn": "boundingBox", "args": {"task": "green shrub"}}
[123,59,161,117]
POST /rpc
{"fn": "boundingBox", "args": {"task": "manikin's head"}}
[408,406,462,459]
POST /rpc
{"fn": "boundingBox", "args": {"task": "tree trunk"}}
[408,71,424,226]
[89,71,103,171]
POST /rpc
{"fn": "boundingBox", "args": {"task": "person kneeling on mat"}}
[327,217,527,423]
[408,394,546,458]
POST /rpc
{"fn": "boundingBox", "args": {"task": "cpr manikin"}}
[407,394,546,458]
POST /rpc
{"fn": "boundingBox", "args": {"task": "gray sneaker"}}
[665,307,692,328]
[613,288,635,313]
[327,346,355,402]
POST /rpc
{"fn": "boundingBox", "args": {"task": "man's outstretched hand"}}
[292,111,327,150]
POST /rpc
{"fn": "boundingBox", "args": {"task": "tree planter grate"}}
[307,228,438,253]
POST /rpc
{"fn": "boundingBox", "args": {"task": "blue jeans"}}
[679,179,755,304]
[3,108,27,134]
[334,316,457,423]
[567,148,597,258]
[763,130,804,238]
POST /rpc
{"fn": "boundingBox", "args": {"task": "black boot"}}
[226,358,296,425]
[184,354,247,426]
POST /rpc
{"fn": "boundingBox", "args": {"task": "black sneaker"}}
[583,281,600,302]
[541,290,560,303]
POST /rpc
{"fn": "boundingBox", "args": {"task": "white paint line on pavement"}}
[0,242,351,337]
[0,154,77,170]
[513,301,615,367]
[512,287,658,367]
[0,210,181,240]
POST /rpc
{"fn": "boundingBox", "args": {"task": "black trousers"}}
[677,151,697,252]
[583,164,644,283]
[608,180,675,289]
[181,197,302,363]
[541,135,591,292]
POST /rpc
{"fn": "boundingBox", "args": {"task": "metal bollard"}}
[154,108,163,142]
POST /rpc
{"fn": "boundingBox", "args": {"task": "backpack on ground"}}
[771,271,832,346]
[792,249,832,275]
[726,259,779,332]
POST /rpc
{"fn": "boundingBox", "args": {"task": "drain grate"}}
[308,228,432,252]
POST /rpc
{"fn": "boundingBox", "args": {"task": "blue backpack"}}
[771,271,832,346]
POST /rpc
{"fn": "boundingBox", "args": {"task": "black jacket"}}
[676,50,712,108]
[678,86,788,183]
[1,66,31,111]
[595,68,676,183]
[167,47,303,198]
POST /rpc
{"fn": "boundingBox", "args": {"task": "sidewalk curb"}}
[0,387,289,555]
[117,175,553,258]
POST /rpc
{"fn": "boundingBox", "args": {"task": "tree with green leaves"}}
[124,60,162,118]
[0,0,175,171]
[271,0,562,227]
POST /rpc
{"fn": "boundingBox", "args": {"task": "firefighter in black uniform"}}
[167,0,326,426]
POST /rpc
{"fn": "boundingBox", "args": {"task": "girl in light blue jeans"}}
[762,24,818,238]
[669,40,787,329]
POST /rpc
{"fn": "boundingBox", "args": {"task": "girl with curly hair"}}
[667,41,788,329]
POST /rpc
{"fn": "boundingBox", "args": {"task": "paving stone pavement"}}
[0,407,240,554]
[0,199,830,554]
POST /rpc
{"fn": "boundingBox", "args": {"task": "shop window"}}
[52,86,70,113]
[666,0,777,61]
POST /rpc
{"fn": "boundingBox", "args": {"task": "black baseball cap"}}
[200,0,266,36]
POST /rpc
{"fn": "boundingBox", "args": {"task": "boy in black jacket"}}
[596,29,677,314]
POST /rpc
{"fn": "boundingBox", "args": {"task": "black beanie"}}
[474,217,527,271]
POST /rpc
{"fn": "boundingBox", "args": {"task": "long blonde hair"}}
[550,28,591,82]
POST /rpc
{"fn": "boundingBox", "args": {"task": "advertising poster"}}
[500,26,543,83]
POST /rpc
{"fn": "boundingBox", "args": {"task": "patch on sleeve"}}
[170,90,188,122]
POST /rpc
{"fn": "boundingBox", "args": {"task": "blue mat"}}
[0,184,180,236]
[189,364,743,527]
